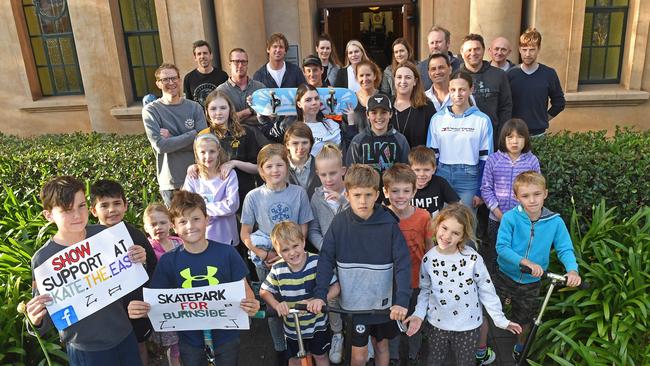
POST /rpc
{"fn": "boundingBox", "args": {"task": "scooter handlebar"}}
[519,265,590,289]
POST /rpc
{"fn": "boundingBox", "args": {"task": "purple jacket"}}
[480,151,540,220]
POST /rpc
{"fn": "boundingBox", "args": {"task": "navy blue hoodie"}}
[314,204,411,324]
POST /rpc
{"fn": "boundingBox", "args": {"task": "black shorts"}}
[131,317,153,342]
[351,320,400,347]
[286,329,332,357]
[494,270,541,325]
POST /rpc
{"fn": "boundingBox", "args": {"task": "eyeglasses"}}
[157,76,179,84]
[230,60,248,65]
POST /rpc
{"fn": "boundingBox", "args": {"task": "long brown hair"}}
[390,38,415,75]
[394,61,428,108]
[431,203,476,252]
[316,34,342,67]
[203,90,246,139]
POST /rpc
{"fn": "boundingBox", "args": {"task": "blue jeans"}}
[66,331,142,366]
[436,163,479,214]
[179,337,240,366]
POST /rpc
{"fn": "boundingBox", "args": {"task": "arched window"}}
[119,0,162,100]
[579,0,629,84]
[22,0,83,96]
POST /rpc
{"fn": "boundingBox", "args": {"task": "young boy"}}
[382,163,433,364]
[345,93,410,176]
[307,143,348,363]
[26,176,147,365]
[408,146,459,217]
[128,190,260,366]
[495,171,581,361]
[89,179,158,364]
[285,122,322,198]
[309,164,411,366]
[260,221,340,366]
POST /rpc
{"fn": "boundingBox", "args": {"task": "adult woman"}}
[426,72,493,212]
[390,62,436,147]
[380,38,415,97]
[316,34,342,87]
[334,40,370,92]
[344,59,382,137]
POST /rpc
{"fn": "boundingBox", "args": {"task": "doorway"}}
[319,3,417,70]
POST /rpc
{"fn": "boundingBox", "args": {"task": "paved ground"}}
[240,316,518,366]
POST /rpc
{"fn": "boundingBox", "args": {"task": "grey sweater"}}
[308,186,349,250]
[142,99,208,190]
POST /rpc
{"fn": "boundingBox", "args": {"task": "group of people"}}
[24,23,582,366]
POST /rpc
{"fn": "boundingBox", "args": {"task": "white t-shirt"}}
[267,62,287,87]
[346,66,361,92]
[306,119,341,156]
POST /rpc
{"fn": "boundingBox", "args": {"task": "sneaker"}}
[329,333,343,364]
[475,346,496,365]
[512,345,522,362]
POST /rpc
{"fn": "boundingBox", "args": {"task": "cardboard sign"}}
[144,280,250,332]
[34,222,148,330]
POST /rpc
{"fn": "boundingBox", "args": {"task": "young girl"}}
[426,71,493,213]
[380,37,416,97]
[240,143,314,363]
[295,83,341,156]
[316,34,342,87]
[200,90,266,204]
[390,61,436,147]
[284,122,322,198]
[183,133,240,245]
[143,203,183,366]
[403,203,522,365]
[480,118,540,274]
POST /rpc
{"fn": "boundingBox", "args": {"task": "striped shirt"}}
[261,253,336,339]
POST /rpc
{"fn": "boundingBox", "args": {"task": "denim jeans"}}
[179,337,240,366]
[66,331,142,366]
[436,163,480,213]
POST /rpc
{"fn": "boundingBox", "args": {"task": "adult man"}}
[425,52,476,111]
[302,54,327,87]
[216,48,265,125]
[183,40,228,108]
[459,33,512,135]
[253,33,306,88]
[508,28,565,136]
[417,26,461,91]
[488,37,515,71]
[143,63,207,206]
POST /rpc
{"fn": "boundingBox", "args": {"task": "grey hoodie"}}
[308,186,349,250]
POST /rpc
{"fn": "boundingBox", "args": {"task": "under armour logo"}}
[180,266,219,288]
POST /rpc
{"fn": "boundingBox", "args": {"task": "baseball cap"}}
[367,93,392,111]
[302,55,322,67]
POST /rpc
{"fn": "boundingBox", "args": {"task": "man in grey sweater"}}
[142,63,207,206]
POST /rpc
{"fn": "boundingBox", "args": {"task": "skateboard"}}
[250,87,358,116]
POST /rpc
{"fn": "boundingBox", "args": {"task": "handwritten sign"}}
[34,222,148,330]
[144,280,250,332]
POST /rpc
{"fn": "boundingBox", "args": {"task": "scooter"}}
[516,265,589,365]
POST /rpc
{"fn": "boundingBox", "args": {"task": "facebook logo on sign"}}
[52,306,78,330]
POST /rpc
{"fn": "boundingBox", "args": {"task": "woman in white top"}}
[334,40,370,92]
[316,34,342,87]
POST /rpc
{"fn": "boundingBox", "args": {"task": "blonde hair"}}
[257,144,290,182]
[513,171,547,195]
[344,164,380,191]
[344,40,370,67]
[270,221,305,252]
[520,27,542,48]
[194,134,228,179]
[431,203,475,251]
[143,203,171,225]
[315,143,343,164]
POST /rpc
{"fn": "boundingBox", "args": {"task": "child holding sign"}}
[260,221,340,366]
[26,176,148,366]
[128,191,260,366]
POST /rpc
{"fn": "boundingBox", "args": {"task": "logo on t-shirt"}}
[268,202,292,223]
[184,119,195,129]
[193,83,217,108]
[180,266,219,288]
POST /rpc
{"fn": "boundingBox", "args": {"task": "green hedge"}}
[0,129,648,364]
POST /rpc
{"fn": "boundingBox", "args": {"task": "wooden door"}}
[402,3,417,57]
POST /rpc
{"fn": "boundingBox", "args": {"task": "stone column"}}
[215,0,267,72]
[418,0,471,60]
[469,0,522,63]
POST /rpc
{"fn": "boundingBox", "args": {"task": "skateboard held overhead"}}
[250,87,358,116]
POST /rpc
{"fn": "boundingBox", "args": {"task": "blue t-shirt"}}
[151,240,249,348]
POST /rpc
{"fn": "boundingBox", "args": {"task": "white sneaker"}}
[367,337,374,360]
[329,333,343,363]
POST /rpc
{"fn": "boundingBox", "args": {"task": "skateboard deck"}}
[250,87,358,116]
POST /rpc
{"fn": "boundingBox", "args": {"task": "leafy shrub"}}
[528,202,650,365]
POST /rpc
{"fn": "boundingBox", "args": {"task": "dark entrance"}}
[319,2,416,70]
